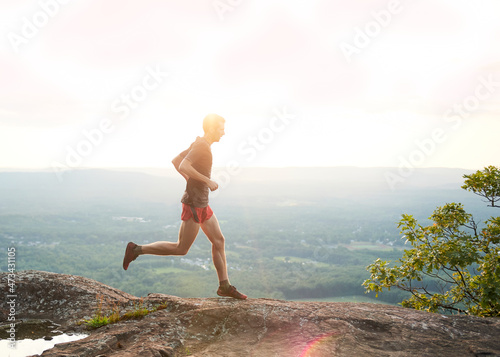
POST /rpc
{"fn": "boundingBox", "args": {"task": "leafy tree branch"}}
[364,166,500,317]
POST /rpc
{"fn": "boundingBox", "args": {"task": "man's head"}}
[203,114,225,143]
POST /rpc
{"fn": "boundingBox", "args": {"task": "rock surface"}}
[1,270,500,356]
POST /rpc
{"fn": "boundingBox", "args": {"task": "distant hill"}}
[0,169,182,214]
[0,166,480,215]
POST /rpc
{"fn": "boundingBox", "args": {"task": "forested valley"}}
[1,167,489,304]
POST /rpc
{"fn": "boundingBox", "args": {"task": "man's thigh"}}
[177,218,201,251]
[200,213,224,242]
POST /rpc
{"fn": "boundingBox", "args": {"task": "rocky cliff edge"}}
[1,270,499,357]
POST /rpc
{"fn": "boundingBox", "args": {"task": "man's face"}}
[212,122,225,142]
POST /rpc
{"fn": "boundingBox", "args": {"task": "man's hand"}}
[207,179,218,191]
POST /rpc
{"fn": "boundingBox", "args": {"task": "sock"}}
[134,245,142,255]
[219,280,230,290]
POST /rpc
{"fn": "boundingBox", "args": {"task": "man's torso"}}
[180,137,212,207]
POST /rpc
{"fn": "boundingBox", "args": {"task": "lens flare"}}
[299,332,339,357]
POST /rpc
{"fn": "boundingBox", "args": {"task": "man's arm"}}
[179,159,218,191]
[172,154,189,181]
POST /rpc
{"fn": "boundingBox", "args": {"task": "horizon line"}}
[0,165,482,172]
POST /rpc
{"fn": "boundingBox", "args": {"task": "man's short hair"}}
[203,114,225,133]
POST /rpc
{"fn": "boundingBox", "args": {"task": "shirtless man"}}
[122,114,247,299]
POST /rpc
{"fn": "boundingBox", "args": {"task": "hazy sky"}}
[1,0,499,171]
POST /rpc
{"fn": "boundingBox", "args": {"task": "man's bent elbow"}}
[179,159,191,175]
[172,155,182,169]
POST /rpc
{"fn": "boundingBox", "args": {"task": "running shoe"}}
[217,285,248,300]
[122,242,139,270]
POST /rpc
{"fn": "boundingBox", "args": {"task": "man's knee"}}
[211,234,225,250]
[174,243,190,256]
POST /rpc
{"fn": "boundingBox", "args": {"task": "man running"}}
[122,114,247,300]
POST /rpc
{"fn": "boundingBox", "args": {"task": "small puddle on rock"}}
[0,319,88,357]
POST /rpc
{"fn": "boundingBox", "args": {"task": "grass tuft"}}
[82,295,168,330]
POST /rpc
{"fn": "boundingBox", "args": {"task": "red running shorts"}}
[181,203,213,224]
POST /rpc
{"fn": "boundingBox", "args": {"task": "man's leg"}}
[201,214,247,299]
[123,218,200,270]
[200,213,228,282]
[141,218,200,255]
